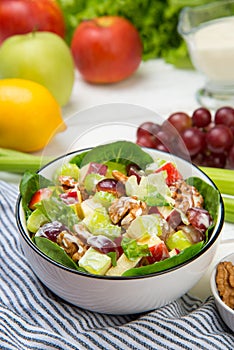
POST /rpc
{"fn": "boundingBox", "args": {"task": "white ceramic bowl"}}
[210,253,234,331]
[16,148,224,314]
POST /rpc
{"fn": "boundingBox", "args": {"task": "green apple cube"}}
[80,198,103,218]
[126,214,162,240]
[83,207,121,239]
[166,230,192,251]
[27,208,48,233]
[79,247,112,275]
[106,253,141,276]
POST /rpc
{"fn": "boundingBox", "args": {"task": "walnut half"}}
[57,231,87,262]
[216,261,234,309]
[109,196,147,229]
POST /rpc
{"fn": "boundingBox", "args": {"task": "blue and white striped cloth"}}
[0,180,234,350]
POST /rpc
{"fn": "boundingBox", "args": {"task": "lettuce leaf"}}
[121,237,151,261]
[35,194,80,230]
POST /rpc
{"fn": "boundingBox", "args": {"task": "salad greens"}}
[56,0,215,68]
[19,141,220,277]
[20,172,53,219]
[36,195,79,230]
[73,141,153,169]
[123,241,204,276]
[186,177,220,223]
[34,236,80,270]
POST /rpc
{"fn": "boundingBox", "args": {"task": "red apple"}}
[29,188,52,210]
[71,16,143,83]
[0,0,65,44]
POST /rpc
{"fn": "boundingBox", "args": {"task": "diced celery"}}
[93,191,116,208]
[53,163,79,182]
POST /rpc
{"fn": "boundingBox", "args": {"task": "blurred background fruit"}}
[0,79,66,152]
[136,106,234,170]
[0,32,75,106]
[0,0,65,44]
[71,16,143,83]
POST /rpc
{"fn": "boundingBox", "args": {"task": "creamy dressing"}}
[191,16,234,83]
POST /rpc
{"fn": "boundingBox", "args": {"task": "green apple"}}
[0,32,75,106]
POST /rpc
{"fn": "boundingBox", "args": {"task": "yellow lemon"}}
[0,78,66,152]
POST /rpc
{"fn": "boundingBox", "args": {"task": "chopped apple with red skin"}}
[166,208,182,229]
[59,189,79,205]
[79,162,107,183]
[155,162,182,186]
[147,242,170,264]
[169,248,180,257]
[187,207,212,232]
[148,206,161,215]
[156,206,182,229]
[157,206,172,219]
[29,188,52,210]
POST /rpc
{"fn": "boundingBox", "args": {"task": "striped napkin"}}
[0,180,233,350]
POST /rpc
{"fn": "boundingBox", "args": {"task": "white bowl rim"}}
[16,147,224,280]
[210,252,234,315]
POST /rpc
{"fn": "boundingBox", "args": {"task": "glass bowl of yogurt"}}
[178,0,234,108]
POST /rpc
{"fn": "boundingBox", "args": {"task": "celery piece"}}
[0,148,53,174]
[200,166,234,196]
[222,195,234,223]
[53,163,80,182]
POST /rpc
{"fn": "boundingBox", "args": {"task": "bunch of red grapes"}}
[136,106,234,169]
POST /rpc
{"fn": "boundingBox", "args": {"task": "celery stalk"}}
[200,166,234,196]
[0,148,53,174]
[200,166,234,223]
[222,195,234,223]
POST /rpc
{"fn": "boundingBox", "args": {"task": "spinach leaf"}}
[34,236,80,270]
[69,150,89,167]
[107,252,118,267]
[75,141,153,170]
[36,194,79,230]
[19,171,53,219]
[123,241,204,277]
